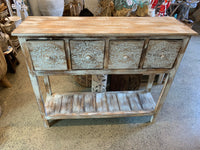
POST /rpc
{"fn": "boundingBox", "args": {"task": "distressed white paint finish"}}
[27,40,68,70]
[45,91,156,117]
[127,93,142,111]
[146,74,155,92]
[14,17,195,127]
[117,93,131,111]
[70,40,105,69]
[138,92,156,110]
[108,40,144,69]
[143,40,182,68]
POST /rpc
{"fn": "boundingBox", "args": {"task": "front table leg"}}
[92,75,108,92]
[29,73,50,128]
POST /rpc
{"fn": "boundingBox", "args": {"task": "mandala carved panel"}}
[27,40,67,71]
[143,40,182,68]
[108,40,144,69]
[70,40,105,69]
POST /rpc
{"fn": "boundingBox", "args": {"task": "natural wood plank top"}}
[12,16,197,37]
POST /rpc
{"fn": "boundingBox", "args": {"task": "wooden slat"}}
[54,95,62,114]
[137,92,156,110]
[127,93,142,111]
[72,94,84,113]
[45,96,55,116]
[96,93,108,112]
[117,93,131,111]
[84,94,96,112]
[106,93,120,112]
[60,95,73,114]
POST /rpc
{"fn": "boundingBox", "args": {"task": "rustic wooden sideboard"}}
[13,17,197,128]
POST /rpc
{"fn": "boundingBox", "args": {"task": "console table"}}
[13,17,197,128]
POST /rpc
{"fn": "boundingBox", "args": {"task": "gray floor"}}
[0,36,200,150]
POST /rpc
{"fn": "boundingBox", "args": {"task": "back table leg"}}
[92,75,108,92]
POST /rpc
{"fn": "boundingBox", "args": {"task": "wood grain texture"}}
[12,17,198,37]
[70,40,105,69]
[117,93,131,111]
[157,73,165,84]
[143,40,182,68]
[96,93,108,112]
[146,74,155,92]
[27,40,68,71]
[45,91,156,118]
[108,40,144,69]
[127,93,142,111]
[137,92,156,110]
[44,76,52,96]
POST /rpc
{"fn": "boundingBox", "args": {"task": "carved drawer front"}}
[27,40,67,71]
[70,40,105,69]
[108,40,144,69]
[143,40,182,68]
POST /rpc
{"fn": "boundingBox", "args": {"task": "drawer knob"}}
[123,55,128,60]
[161,55,165,59]
[86,55,92,60]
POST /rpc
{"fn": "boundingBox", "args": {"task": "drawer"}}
[108,40,144,69]
[143,40,182,69]
[70,40,105,69]
[27,40,67,71]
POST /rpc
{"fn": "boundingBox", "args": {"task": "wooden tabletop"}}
[12,16,198,37]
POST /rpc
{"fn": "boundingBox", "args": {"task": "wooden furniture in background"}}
[13,17,197,127]
[0,47,11,87]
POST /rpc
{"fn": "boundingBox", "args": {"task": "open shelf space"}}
[45,91,156,120]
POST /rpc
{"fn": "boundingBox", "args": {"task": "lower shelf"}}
[45,91,156,120]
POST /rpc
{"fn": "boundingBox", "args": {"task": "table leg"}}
[29,73,49,128]
[152,37,191,123]
[157,73,165,84]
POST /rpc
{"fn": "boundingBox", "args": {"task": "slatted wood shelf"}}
[45,91,156,120]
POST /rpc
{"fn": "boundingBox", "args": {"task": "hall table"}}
[12,16,197,128]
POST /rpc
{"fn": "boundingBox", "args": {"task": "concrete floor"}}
[0,36,200,150]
